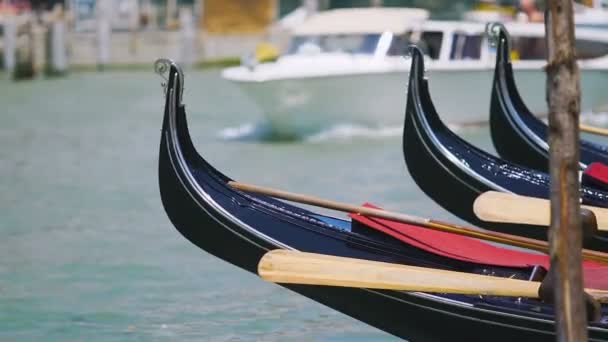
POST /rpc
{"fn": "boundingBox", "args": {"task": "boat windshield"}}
[450,33,483,60]
[508,37,608,60]
[287,34,384,55]
[286,32,442,59]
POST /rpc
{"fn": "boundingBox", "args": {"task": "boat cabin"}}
[415,21,608,62]
[287,7,428,58]
[286,9,608,64]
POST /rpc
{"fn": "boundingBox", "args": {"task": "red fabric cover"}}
[350,203,608,290]
[584,162,608,184]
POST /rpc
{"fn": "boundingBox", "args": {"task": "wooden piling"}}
[303,0,319,15]
[178,7,195,66]
[46,4,68,76]
[96,0,111,70]
[166,0,178,29]
[128,0,140,55]
[13,18,35,80]
[545,0,588,340]
[31,15,46,77]
[3,14,17,73]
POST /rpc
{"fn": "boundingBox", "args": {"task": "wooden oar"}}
[581,124,608,137]
[474,191,608,231]
[228,181,608,264]
[258,250,608,302]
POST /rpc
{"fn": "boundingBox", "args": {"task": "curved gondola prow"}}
[405,46,492,150]
[404,46,450,135]
[488,24,551,172]
[156,59,259,268]
[156,59,230,182]
[488,24,607,171]
[490,24,531,119]
[492,25,533,118]
[403,46,554,240]
[402,46,505,232]
[404,46,500,161]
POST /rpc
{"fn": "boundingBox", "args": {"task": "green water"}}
[0,70,494,341]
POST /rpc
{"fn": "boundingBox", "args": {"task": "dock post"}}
[128,0,140,55]
[545,0,588,340]
[32,14,46,77]
[166,0,177,28]
[13,18,36,80]
[3,15,17,74]
[303,0,319,15]
[96,0,111,70]
[47,4,68,76]
[178,7,195,66]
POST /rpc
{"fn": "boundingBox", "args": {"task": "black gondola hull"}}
[403,106,547,240]
[157,60,608,340]
[401,46,608,250]
[159,102,566,342]
[489,25,608,172]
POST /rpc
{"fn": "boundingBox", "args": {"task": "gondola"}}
[401,46,608,249]
[156,58,608,341]
[489,23,608,173]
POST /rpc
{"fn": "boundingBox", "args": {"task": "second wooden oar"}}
[581,124,608,137]
[474,191,608,231]
[258,250,608,303]
[228,181,608,264]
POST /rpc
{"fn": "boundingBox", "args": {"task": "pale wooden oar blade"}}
[473,191,551,226]
[581,124,608,137]
[258,250,541,298]
[473,191,608,232]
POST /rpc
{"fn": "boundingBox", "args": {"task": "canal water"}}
[0,69,599,341]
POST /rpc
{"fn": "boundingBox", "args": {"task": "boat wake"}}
[582,111,608,126]
[304,123,402,142]
[218,122,275,141]
[219,122,404,142]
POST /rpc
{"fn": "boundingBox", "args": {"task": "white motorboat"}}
[464,1,608,30]
[222,8,608,137]
[575,0,608,30]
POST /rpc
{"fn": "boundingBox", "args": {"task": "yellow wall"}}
[202,0,277,34]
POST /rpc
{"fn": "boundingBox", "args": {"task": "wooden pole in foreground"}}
[545,1,587,340]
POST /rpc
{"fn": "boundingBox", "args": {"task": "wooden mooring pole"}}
[3,14,17,74]
[46,4,69,76]
[96,0,111,70]
[545,0,588,340]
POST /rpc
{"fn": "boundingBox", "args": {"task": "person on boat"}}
[517,0,544,22]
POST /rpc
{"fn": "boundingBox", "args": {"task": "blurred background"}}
[0,0,502,75]
[2,1,608,341]
[2,0,603,76]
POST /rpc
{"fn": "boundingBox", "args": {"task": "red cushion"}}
[351,203,608,290]
[584,162,608,184]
